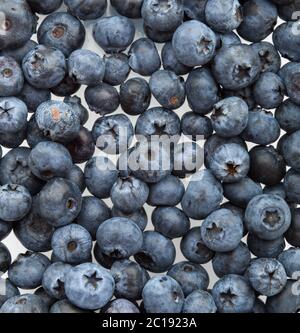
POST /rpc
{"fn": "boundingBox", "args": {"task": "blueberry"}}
[149,70,185,110]
[216,32,241,49]
[0,122,27,149]
[68,49,105,86]
[63,96,88,126]
[280,130,300,172]
[0,97,27,134]
[0,294,48,313]
[28,142,73,181]
[85,83,120,116]
[64,0,107,20]
[18,82,51,114]
[65,165,86,193]
[285,208,300,247]
[84,156,118,199]
[167,261,209,297]
[134,231,176,273]
[111,0,143,18]
[26,114,50,148]
[223,86,257,109]
[52,224,92,264]
[211,97,249,138]
[143,24,174,43]
[185,68,220,115]
[180,227,215,265]
[0,147,44,195]
[142,275,184,313]
[151,206,190,239]
[8,251,50,289]
[0,242,10,273]
[266,280,300,313]
[245,194,291,240]
[128,38,161,76]
[161,42,192,76]
[251,41,281,73]
[147,175,184,207]
[183,0,207,21]
[0,0,36,50]
[0,184,32,222]
[212,274,255,313]
[209,143,250,183]
[27,0,62,14]
[112,206,147,231]
[50,73,80,97]
[0,220,12,242]
[183,290,217,313]
[36,178,82,227]
[246,258,287,297]
[75,196,110,240]
[275,99,300,134]
[42,262,72,300]
[0,40,37,64]
[205,0,242,33]
[0,279,19,308]
[172,20,217,67]
[93,15,135,53]
[249,145,286,186]
[252,298,266,314]
[278,0,300,21]
[64,262,115,310]
[92,114,134,155]
[111,259,149,300]
[279,62,300,105]
[201,208,244,252]
[37,12,85,57]
[101,299,140,313]
[181,169,223,220]
[35,100,81,143]
[212,44,261,90]
[103,53,130,87]
[93,243,116,269]
[22,45,67,89]
[34,287,56,311]
[50,299,88,313]
[14,210,55,253]
[212,242,251,278]
[0,56,24,97]
[223,177,262,208]
[278,248,300,278]
[264,183,286,199]
[247,233,285,258]
[120,78,151,116]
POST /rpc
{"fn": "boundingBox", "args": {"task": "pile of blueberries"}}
[1,0,300,314]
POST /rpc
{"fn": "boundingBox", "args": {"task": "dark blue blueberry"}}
[37,12,85,57]
[64,262,115,310]
[65,165,86,193]
[84,156,118,199]
[93,243,117,269]
[212,274,255,313]
[0,122,27,149]
[264,183,286,199]
[212,242,251,278]
[27,0,62,14]
[167,261,209,296]
[222,86,257,109]
[183,290,217,313]
[251,41,281,73]
[201,208,244,252]
[172,20,217,67]
[211,97,249,137]
[142,275,184,313]
[185,67,220,115]
[50,299,88,313]
[0,56,24,96]
[278,248,300,278]
[0,294,48,313]
[103,53,130,86]
[128,38,161,76]
[279,62,300,105]
[245,194,291,240]
[8,251,50,289]
[96,217,143,259]
[36,178,82,227]
[147,175,184,207]
[68,49,105,86]
[0,184,32,222]
[151,206,190,239]
[285,208,300,247]
[247,233,285,258]
[101,299,140,313]
[278,0,300,21]
[275,99,300,134]
[246,258,287,296]
[26,114,50,148]
[281,130,300,172]
[0,40,37,64]
[111,206,148,231]
[85,83,119,116]
[75,196,111,240]
[143,24,174,43]
[50,73,80,97]
[0,220,12,242]
[181,169,223,220]
[134,231,176,273]
[42,262,72,300]
[120,78,151,116]
[64,0,107,20]
[0,97,27,134]
[183,0,207,21]
[111,0,143,18]
[0,279,19,307]
[34,287,56,311]
[52,224,92,264]
[0,242,10,273]
[216,32,241,49]
[252,298,266,313]
[212,44,261,90]
[180,227,215,265]
[22,45,66,89]
[205,0,242,33]
[93,15,135,53]
[92,114,134,155]
[111,259,149,300]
